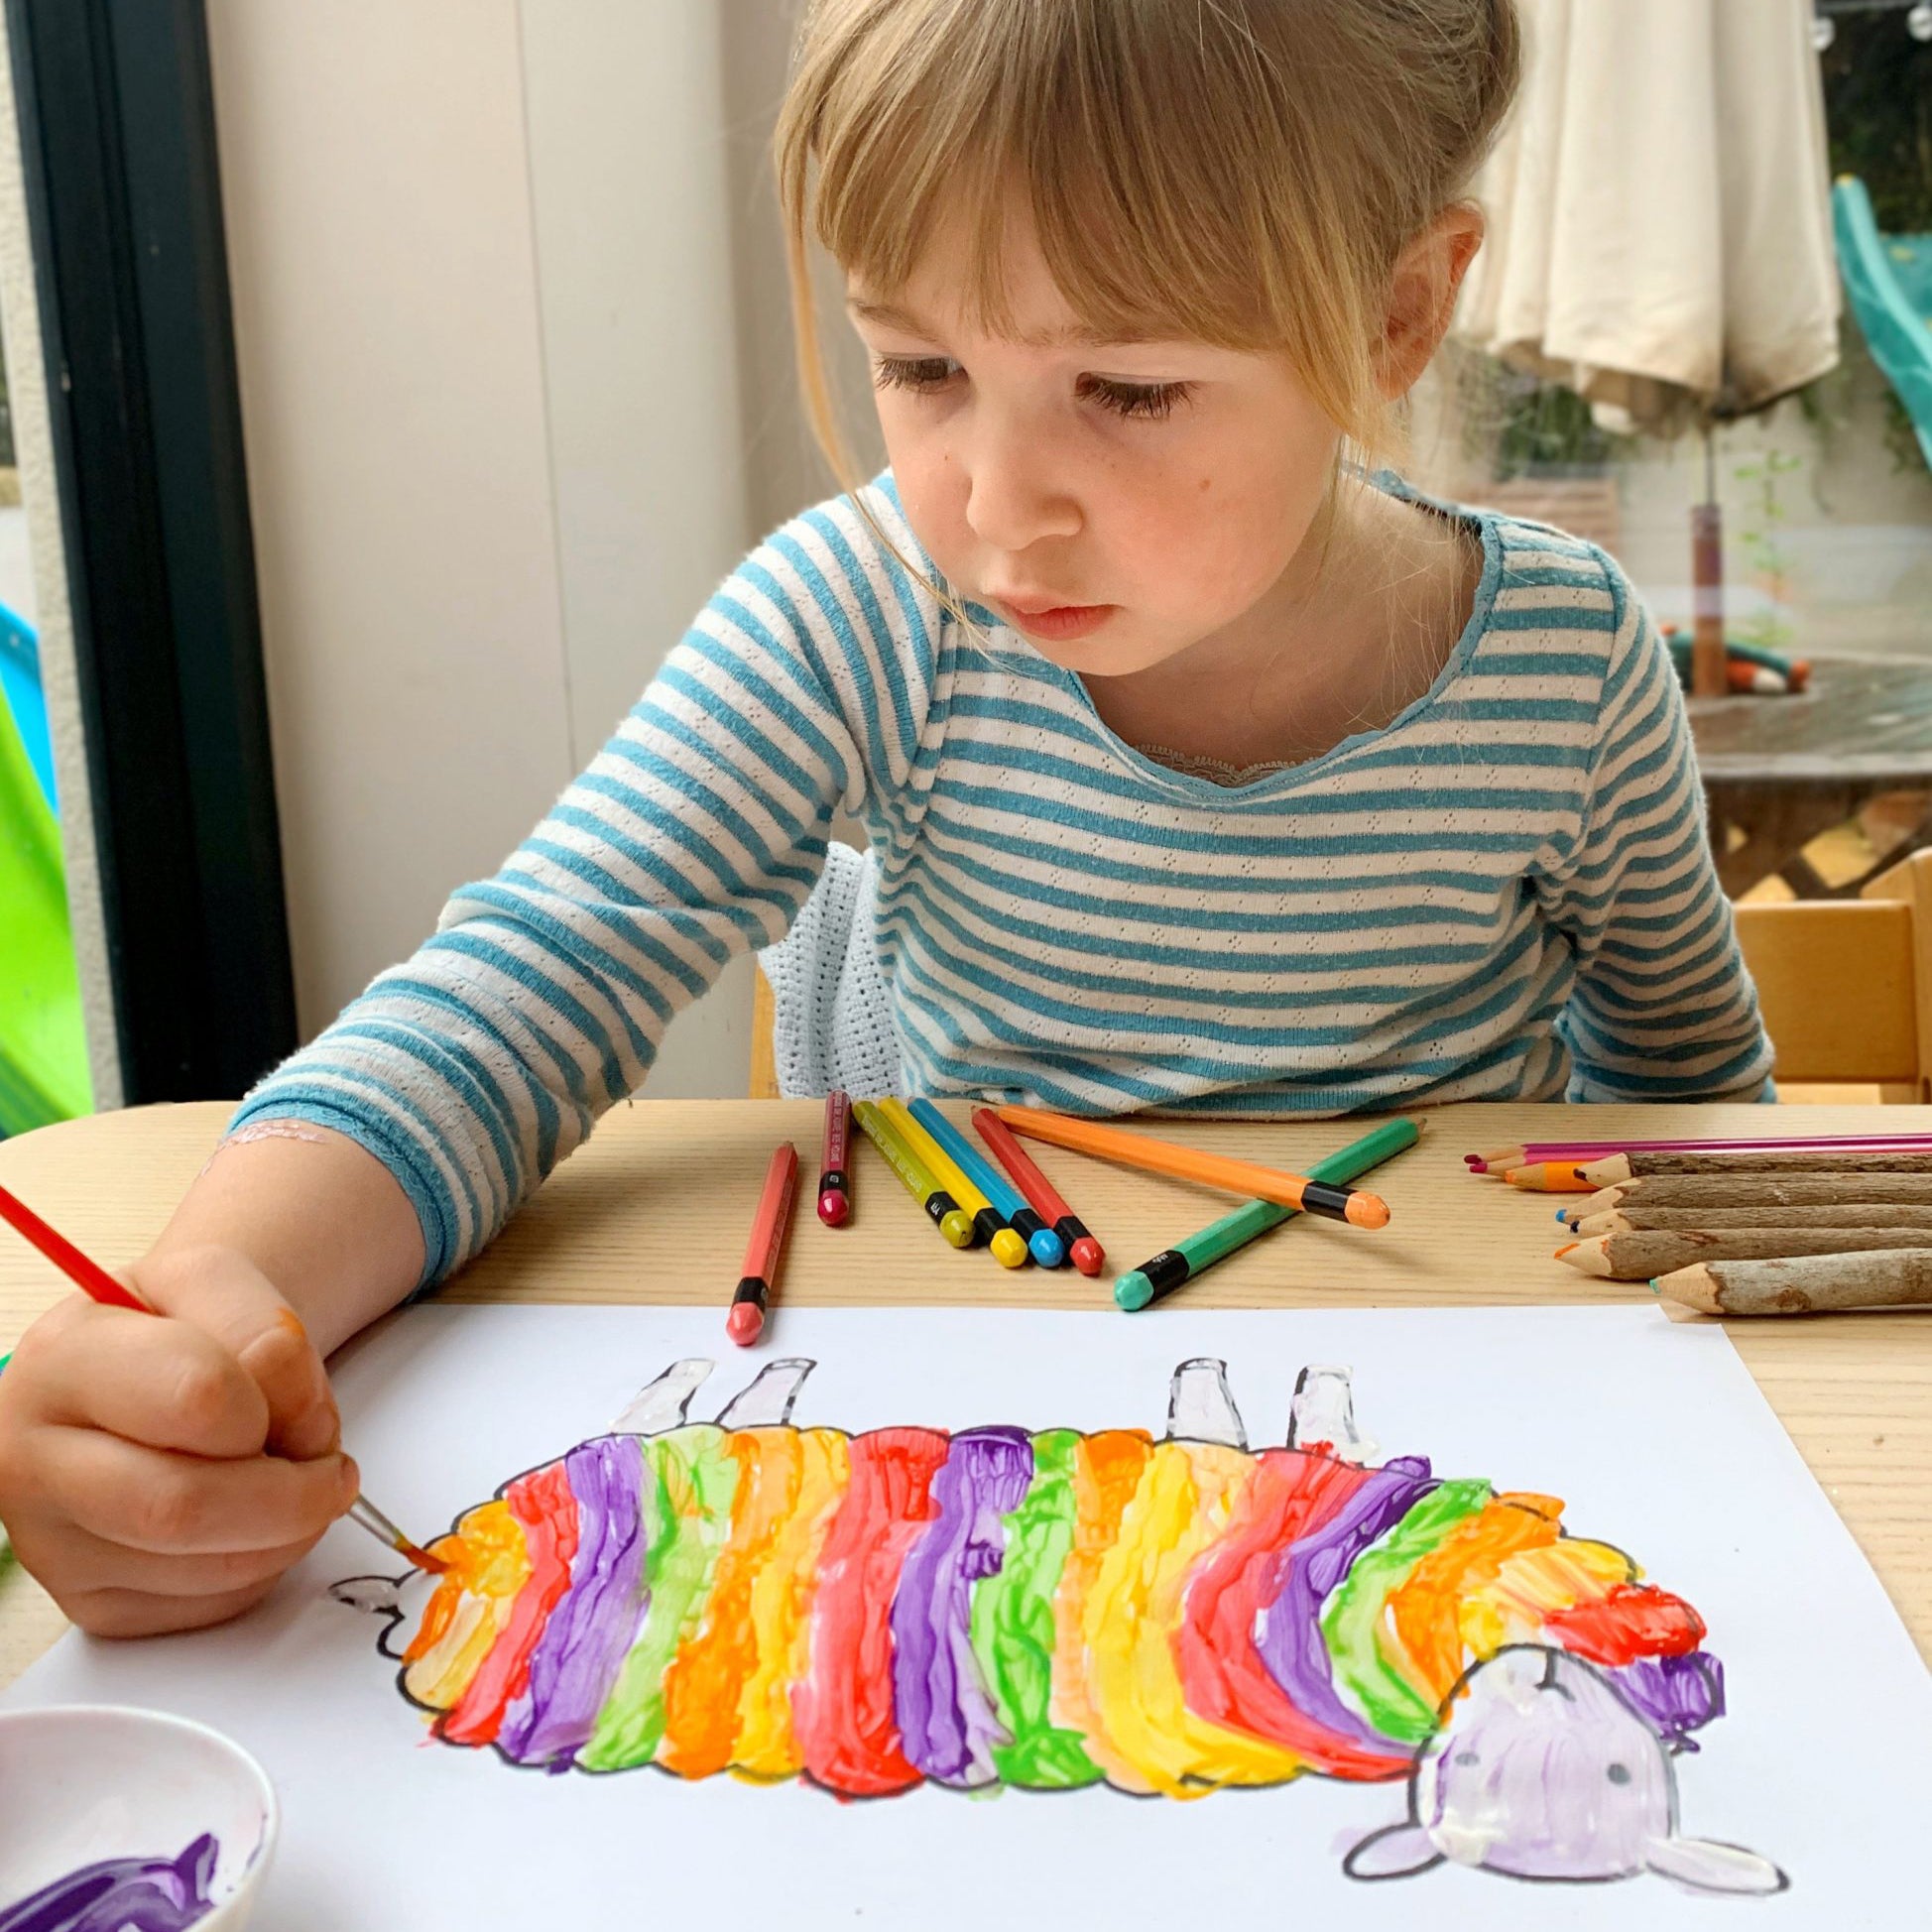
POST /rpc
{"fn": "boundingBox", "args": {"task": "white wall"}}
[205,0,767,1096]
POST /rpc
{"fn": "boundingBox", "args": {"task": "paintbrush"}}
[0,1180,443,1575]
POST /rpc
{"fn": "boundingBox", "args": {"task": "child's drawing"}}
[335,1356,1786,1896]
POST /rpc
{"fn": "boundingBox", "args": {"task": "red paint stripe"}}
[1544,1583,1706,1665]
[1177,1450,1412,1781]
[792,1427,948,1796]
[442,1461,581,1747]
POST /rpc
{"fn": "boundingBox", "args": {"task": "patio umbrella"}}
[1454,0,1842,692]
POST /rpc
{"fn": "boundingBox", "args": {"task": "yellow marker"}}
[882,1097,1029,1268]
[852,1100,976,1248]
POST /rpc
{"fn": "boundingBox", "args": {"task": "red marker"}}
[970,1108,1106,1276]
[817,1089,852,1227]
[728,1141,800,1347]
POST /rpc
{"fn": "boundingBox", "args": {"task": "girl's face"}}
[848,217,1346,676]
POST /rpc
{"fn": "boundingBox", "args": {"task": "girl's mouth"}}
[991,599,1118,643]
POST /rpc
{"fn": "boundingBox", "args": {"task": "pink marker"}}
[817,1089,852,1227]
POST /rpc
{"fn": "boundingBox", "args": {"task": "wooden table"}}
[1692,655,1932,897]
[2,1099,1927,1686]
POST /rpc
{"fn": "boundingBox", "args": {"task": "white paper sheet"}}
[7,1303,1928,1928]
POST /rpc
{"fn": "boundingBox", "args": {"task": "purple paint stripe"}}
[889,1426,1034,1785]
[497,1435,651,1765]
[1612,1651,1725,1749]
[1251,1455,1435,1751]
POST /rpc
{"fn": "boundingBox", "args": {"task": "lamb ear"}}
[1343,1824,1444,1882]
[1643,1836,1789,1896]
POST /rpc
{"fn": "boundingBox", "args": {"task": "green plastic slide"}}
[1833,177,1932,471]
[0,620,90,1136]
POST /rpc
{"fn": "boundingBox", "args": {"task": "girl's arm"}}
[1546,564,1775,1104]
[0,483,939,1634]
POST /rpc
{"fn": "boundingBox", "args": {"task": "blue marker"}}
[906,1098,1067,1267]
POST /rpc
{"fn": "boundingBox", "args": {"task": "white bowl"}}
[0,1705,276,1929]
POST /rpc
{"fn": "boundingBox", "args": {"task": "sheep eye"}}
[1454,1751,1480,1767]
[1607,1763,1631,1785]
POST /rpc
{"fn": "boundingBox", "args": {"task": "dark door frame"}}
[5,0,296,1103]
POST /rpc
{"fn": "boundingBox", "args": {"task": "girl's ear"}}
[1376,203,1487,401]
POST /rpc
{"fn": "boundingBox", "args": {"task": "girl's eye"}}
[871,356,1193,423]
[873,355,959,395]
[1078,375,1195,422]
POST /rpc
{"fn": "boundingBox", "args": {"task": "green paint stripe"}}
[1321,1479,1492,1746]
[581,1427,740,1770]
[971,1429,1104,1789]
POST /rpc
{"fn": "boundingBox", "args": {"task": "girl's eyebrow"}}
[846,296,1161,351]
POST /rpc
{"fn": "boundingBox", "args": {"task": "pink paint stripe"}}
[1486,1136,1932,1164]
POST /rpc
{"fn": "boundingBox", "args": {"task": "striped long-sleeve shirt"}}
[234,474,1772,1284]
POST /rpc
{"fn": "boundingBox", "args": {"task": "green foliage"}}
[1821,18,1932,234]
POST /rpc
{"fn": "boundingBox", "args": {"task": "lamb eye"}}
[1454,1751,1480,1767]
[1607,1763,1631,1785]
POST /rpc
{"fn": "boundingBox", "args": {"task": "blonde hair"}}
[776,0,1521,496]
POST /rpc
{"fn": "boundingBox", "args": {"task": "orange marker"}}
[993,1106,1391,1229]
[728,1142,800,1347]
[1503,1161,1597,1193]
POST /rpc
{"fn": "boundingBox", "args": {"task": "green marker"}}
[1115,1117,1421,1311]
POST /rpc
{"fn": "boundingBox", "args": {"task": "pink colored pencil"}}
[1467,1134,1932,1173]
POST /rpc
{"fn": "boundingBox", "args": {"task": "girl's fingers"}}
[25,1302,272,1459]
[33,1426,359,1556]
[10,1518,327,1603]
[64,1579,285,1641]
[132,1249,340,1461]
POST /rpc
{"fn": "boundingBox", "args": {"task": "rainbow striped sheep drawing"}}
[335,1356,1787,1895]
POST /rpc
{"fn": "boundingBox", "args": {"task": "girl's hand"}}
[0,1245,360,1636]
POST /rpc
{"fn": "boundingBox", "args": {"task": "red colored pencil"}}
[971,1108,1105,1276]
[729,1142,800,1347]
[817,1089,852,1227]
[0,1180,443,1574]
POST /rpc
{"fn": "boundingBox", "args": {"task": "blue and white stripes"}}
[233,475,1770,1284]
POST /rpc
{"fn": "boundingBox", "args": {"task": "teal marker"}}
[907,1097,1066,1267]
[1115,1117,1421,1311]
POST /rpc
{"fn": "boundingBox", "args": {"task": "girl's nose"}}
[961,421,1082,553]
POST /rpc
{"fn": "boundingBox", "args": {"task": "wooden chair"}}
[1735,848,1932,1100]
[749,964,781,1099]
[749,850,1932,1101]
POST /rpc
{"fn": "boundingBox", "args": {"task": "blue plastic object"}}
[1833,177,1932,471]
[0,601,56,815]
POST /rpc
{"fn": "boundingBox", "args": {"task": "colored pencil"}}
[728,1141,800,1348]
[1652,1251,1932,1316]
[0,1179,443,1575]
[1472,1132,1932,1172]
[1571,1203,1932,1239]
[971,1109,1105,1276]
[993,1107,1391,1229]
[1557,1225,1932,1280]
[1579,1148,1932,1185]
[1115,1118,1420,1312]
[884,1098,1027,1268]
[816,1089,852,1227]
[1501,1161,1596,1193]
[853,1100,977,1248]
[1568,1172,1932,1220]
[907,1099,1064,1267]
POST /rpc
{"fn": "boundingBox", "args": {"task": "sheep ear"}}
[1643,1836,1788,1896]
[1343,1824,1443,1882]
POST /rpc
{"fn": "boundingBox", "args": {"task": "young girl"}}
[0,0,1768,1635]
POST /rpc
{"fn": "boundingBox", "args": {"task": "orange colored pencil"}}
[1502,1160,1596,1193]
[992,1107,1392,1229]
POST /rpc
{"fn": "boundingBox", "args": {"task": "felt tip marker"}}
[853,1100,977,1248]
[885,1098,1028,1268]
[817,1088,852,1227]
[906,1097,1065,1267]
[728,1141,800,1347]
[970,1108,1106,1275]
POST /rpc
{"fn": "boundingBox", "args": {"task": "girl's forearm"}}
[138,1127,426,1355]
